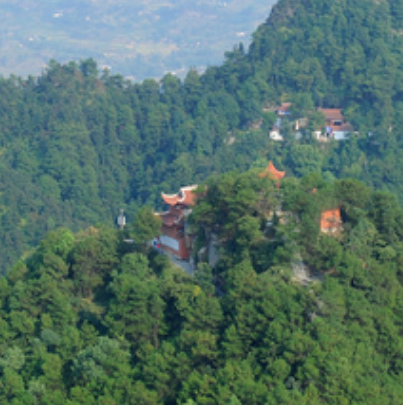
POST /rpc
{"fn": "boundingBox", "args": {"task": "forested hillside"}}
[0,60,274,272]
[1,172,403,404]
[2,0,403,273]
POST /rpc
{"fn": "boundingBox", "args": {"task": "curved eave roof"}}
[161,185,198,206]
[259,162,286,181]
[268,161,285,180]
[161,193,182,206]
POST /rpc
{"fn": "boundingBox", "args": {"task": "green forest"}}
[1,172,403,404]
[2,0,403,402]
[2,0,403,272]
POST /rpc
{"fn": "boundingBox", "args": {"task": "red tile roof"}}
[333,123,352,132]
[317,108,352,133]
[276,102,292,114]
[318,108,344,121]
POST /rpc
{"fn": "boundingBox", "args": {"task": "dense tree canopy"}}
[1,173,403,404]
[2,1,403,402]
[2,0,403,272]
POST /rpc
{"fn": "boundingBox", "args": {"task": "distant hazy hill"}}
[0,0,277,80]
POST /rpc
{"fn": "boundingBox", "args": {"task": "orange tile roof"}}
[260,161,285,180]
[259,161,286,188]
[268,161,285,180]
[320,208,342,232]
[161,185,198,206]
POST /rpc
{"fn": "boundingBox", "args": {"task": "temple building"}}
[157,185,197,260]
[320,207,342,234]
[259,161,286,187]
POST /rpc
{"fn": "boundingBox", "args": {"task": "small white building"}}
[269,129,284,141]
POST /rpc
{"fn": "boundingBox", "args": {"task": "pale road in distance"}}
[0,0,278,81]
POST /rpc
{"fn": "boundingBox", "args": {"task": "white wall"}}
[333,131,349,140]
[160,235,179,252]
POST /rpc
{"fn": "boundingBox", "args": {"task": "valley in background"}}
[0,0,403,403]
[0,0,277,80]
